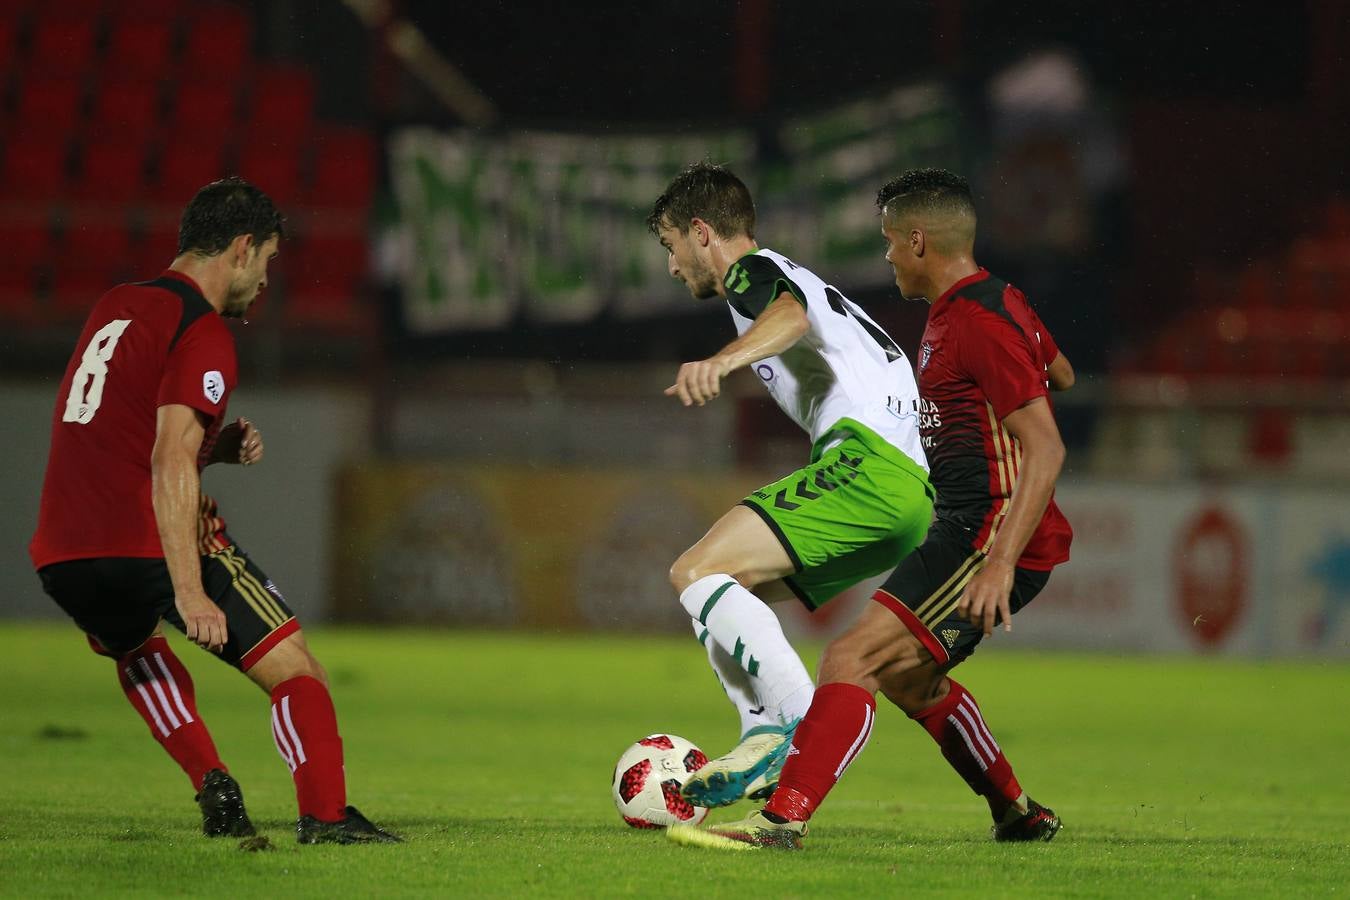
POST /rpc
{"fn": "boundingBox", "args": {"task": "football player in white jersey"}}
[647,162,934,808]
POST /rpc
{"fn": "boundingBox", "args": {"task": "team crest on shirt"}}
[920,342,935,372]
[203,370,224,404]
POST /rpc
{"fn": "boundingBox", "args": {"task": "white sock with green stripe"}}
[680,574,814,729]
[692,619,778,737]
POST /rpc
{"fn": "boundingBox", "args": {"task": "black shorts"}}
[38,543,299,671]
[874,517,1051,669]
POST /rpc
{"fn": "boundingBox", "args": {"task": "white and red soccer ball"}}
[611,733,709,828]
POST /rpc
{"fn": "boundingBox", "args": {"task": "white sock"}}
[691,618,777,738]
[679,574,814,728]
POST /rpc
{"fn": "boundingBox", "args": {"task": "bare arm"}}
[152,404,227,651]
[666,293,809,406]
[1047,352,1075,391]
[956,396,1066,636]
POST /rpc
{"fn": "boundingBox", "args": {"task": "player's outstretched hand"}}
[957,559,1015,637]
[176,591,228,652]
[665,358,731,407]
[213,417,265,466]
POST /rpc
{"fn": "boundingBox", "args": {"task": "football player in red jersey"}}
[670,169,1074,851]
[30,178,398,845]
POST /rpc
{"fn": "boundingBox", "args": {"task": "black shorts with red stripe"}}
[38,542,299,671]
[874,517,1050,669]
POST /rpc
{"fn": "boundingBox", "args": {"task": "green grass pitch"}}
[1,622,1347,897]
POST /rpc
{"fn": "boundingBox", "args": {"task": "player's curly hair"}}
[647,162,755,240]
[875,168,975,222]
[178,177,286,257]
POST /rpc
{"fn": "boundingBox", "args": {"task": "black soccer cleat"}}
[992,799,1062,843]
[296,806,402,845]
[196,769,257,838]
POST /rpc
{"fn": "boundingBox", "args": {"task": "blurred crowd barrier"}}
[4,376,1346,659]
[328,461,1350,659]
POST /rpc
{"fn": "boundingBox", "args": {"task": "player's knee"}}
[878,651,944,715]
[669,547,721,595]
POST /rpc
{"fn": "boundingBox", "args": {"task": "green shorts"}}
[741,419,934,610]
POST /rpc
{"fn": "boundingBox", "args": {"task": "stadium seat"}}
[168,80,240,144]
[152,135,226,204]
[307,127,377,211]
[0,265,43,324]
[0,133,70,200]
[112,0,187,22]
[0,219,54,271]
[247,63,315,144]
[74,140,150,205]
[27,16,99,77]
[182,5,252,84]
[63,221,135,277]
[284,234,371,330]
[89,78,162,133]
[237,144,303,206]
[50,266,121,319]
[138,221,181,275]
[105,20,176,82]
[14,75,86,141]
[0,20,17,72]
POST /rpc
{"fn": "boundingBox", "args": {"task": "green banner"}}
[390,84,964,334]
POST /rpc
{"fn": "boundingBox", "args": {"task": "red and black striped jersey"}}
[916,269,1072,571]
[31,271,237,569]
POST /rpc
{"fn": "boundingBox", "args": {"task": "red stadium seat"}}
[50,266,121,319]
[112,0,187,22]
[0,20,17,71]
[237,143,303,206]
[138,221,181,274]
[14,76,85,141]
[90,78,162,133]
[0,219,54,271]
[0,265,43,324]
[293,234,370,284]
[28,17,99,77]
[64,221,135,276]
[283,234,371,330]
[247,64,315,144]
[152,136,227,204]
[1,133,70,200]
[168,80,240,143]
[74,140,151,204]
[106,20,176,81]
[182,5,252,84]
[307,127,377,211]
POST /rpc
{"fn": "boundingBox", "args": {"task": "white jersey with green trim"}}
[723,247,927,470]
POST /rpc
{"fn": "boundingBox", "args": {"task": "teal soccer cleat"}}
[681,721,797,808]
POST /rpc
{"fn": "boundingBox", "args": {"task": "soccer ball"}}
[611,733,710,829]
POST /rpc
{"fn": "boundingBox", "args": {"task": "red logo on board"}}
[1173,506,1248,648]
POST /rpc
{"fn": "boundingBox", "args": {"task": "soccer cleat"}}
[196,769,256,838]
[681,722,796,808]
[668,809,806,851]
[296,806,403,845]
[992,799,1062,842]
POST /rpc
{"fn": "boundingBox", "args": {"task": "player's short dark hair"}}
[647,162,755,239]
[178,177,286,257]
[875,168,975,222]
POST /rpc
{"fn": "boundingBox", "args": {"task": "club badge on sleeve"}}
[203,370,225,405]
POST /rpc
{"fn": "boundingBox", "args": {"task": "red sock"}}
[911,678,1022,806]
[270,675,346,822]
[764,682,875,823]
[116,635,224,792]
